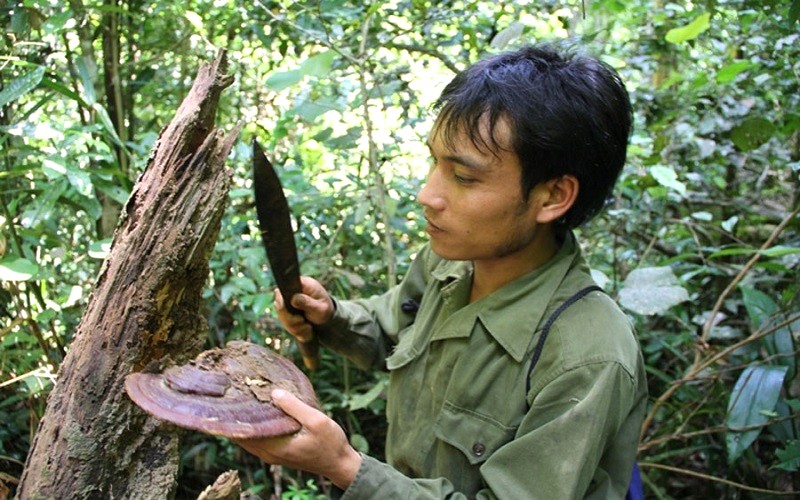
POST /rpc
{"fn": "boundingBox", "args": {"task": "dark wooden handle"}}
[298,337,320,370]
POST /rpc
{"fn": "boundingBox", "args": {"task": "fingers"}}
[274,290,314,342]
[273,277,335,327]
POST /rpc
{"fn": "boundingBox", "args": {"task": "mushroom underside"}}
[125,340,316,439]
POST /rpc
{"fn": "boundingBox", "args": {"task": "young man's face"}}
[418,117,550,267]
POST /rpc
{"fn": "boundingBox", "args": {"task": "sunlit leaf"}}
[0,66,45,108]
[490,21,524,49]
[299,50,336,77]
[88,239,113,259]
[717,61,753,83]
[726,365,788,463]
[690,211,712,221]
[618,267,689,315]
[665,12,711,43]
[266,69,303,91]
[43,11,73,35]
[184,11,204,33]
[649,166,686,195]
[0,258,39,281]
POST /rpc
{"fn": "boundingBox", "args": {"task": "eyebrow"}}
[426,140,491,172]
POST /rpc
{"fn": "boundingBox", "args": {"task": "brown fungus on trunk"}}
[125,341,317,439]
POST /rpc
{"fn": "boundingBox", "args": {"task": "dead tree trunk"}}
[18,51,238,499]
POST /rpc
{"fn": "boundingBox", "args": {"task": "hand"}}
[234,389,361,490]
[274,276,335,343]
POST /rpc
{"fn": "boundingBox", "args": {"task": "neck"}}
[469,229,560,303]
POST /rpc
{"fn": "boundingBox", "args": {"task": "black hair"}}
[433,44,633,229]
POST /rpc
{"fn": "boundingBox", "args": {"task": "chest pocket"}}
[385,324,421,370]
[434,400,518,466]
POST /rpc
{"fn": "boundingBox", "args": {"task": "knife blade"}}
[252,140,320,370]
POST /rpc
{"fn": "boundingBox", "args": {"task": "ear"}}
[533,175,579,224]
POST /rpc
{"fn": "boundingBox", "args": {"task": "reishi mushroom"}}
[125,340,317,439]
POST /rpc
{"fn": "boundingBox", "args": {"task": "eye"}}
[454,173,475,185]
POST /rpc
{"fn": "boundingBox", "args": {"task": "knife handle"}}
[298,337,321,371]
[284,300,321,370]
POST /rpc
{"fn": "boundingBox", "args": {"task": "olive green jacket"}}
[316,233,648,499]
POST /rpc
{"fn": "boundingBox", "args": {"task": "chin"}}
[428,241,471,262]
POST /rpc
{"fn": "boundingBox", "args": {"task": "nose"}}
[417,166,446,212]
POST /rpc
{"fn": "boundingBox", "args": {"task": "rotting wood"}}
[18,50,239,499]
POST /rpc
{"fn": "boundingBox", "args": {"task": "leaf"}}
[490,21,524,49]
[184,11,204,33]
[730,116,776,151]
[740,286,778,329]
[93,103,125,147]
[0,258,39,281]
[665,12,711,44]
[709,245,800,259]
[349,433,369,454]
[43,11,73,35]
[299,50,336,78]
[618,266,689,315]
[42,158,93,197]
[773,440,800,471]
[76,57,96,105]
[88,239,112,260]
[717,61,753,84]
[649,166,686,195]
[348,378,388,411]
[0,66,45,108]
[265,69,303,91]
[725,365,788,464]
[690,211,713,221]
[742,286,798,380]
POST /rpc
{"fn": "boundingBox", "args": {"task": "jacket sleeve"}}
[313,246,433,371]
[338,360,641,499]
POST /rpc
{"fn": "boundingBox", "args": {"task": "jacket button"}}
[472,442,486,457]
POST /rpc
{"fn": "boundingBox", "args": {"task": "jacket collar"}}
[428,232,583,362]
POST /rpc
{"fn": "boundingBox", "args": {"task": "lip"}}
[424,217,444,234]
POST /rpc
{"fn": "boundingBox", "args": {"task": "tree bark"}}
[18,51,238,499]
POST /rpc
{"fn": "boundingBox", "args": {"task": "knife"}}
[252,140,320,370]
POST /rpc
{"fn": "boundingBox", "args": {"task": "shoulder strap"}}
[525,285,604,395]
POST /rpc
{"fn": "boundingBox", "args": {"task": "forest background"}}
[1,0,799,498]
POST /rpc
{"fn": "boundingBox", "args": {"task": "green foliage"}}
[1,0,798,497]
[725,365,788,463]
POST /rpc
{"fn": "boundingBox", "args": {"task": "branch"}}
[384,42,461,74]
[638,461,797,496]
[699,203,800,348]
[640,412,799,451]
[641,312,800,441]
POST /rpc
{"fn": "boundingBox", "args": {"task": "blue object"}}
[626,462,645,500]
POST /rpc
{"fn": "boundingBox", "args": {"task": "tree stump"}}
[18,51,239,499]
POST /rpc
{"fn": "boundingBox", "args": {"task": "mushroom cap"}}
[125,340,317,439]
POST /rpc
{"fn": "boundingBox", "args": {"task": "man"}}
[237,44,648,498]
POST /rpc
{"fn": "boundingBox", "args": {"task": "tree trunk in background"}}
[99,0,128,238]
[18,51,237,499]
